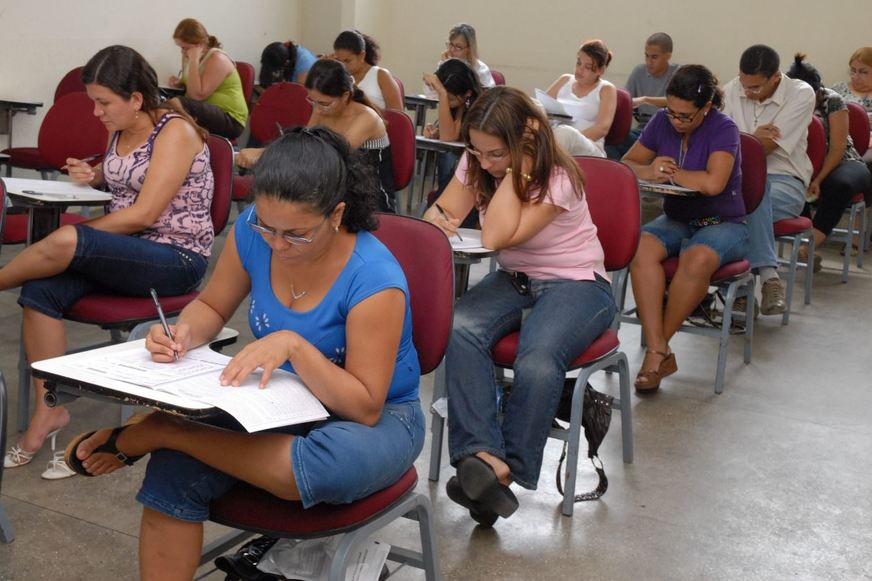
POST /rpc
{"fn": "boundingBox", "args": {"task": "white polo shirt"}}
[723,73,816,185]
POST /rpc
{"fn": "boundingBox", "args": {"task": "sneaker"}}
[731,296,759,320]
[760,278,787,315]
[41,451,76,480]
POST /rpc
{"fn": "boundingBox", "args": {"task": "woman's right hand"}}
[168,75,182,88]
[650,156,678,182]
[422,73,446,97]
[423,204,461,237]
[65,158,96,185]
[235,148,263,169]
[146,322,191,363]
[423,123,439,139]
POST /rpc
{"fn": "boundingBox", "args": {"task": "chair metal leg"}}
[743,278,756,365]
[780,234,801,326]
[715,281,740,394]
[614,354,633,464]
[427,360,447,482]
[858,205,867,268]
[1,372,16,543]
[803,232,814,305]
[16,327,30,433]
[560,371,589,517]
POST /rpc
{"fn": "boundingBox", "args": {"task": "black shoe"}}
[446,476,498,527]
[456,456,519,518]
[214,536,282,580]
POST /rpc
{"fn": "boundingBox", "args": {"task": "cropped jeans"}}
[446,270,616,489]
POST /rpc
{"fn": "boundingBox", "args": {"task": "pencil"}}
[434,203,462,241]
[60,154,101,171]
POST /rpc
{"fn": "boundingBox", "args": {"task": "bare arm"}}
[423,72,462,141]
[343,108,384,149]
[813,109,849,186]
[670,151,736,196]
[581,83,617,142]
[377,68,403,111]
[184,48,234,100]
[633,95,667,108]
[546,74,572,99]
[422,173,477,236]
[480,175,563,249]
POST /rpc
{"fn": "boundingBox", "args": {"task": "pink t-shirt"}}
[455,154,607,281]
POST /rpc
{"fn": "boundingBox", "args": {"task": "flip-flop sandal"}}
[446,476,498,527]
[64,415,147,477]
[456,456,519,518]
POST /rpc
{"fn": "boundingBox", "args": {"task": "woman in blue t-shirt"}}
[62,127,424,579]
[623,65,748,393]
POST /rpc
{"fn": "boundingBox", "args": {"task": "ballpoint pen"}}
[434,203,462,241]
[149,288,179,361]
[60,154,101,171]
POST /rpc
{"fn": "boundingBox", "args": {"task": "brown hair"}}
[460,86,584,208]
[579,39,613,70]
[173,18,221,49]
[849,47,872,69]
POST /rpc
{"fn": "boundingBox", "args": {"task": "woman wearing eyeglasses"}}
[623,64,747,392]
[545,39,617,156]
[438,23,495,89]
[64,127,424,579]
[831,47,872,164]
[423,87,615,526]
[237,59,396,212]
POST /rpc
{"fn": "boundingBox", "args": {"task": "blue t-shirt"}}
[640,108,745,223]
[235,206,420,404]
[293,46,318,80]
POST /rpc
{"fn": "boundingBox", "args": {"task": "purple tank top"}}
[103,113,215,256]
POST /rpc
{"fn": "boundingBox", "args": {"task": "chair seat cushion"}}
[850,192,865,204]
[774,217,812,236]
[0,147,50,169]
[209,466,418,537]
[232,174,252,202]
[493,328,619,369]
[64,292,198,326]
[662,257,751,283]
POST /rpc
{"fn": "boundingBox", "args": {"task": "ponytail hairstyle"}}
[82,45,208,140]
[173,18,221,49]
[333,29,381,66]
[666,64,724,109]
[579,39,613,70]
[259,41,298,87]
[785,53,822,94]
[305,58,381,117]
[435,58,483,117]
[252,126,378,232]
[460,86,584,208]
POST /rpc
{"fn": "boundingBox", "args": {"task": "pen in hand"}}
[149,288,179,361]
[60,154,101,171]
[434,203,462,241]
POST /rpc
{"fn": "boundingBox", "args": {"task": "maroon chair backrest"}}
[846,101,870,157]
[371,214,454,374]
[383,109,415,191]
[38,92,108,171]
[807,116,826,180]
[605,88,632,146]
[54,66,85,103]
[392,75,405,102]
[207,135,234,236]
[235,61,256,109]
[739,132,767,215]
[250,82,312,144]
[574,156,640,271]
[490,69,506,86]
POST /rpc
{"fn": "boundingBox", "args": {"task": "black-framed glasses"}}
[445,41,468,52]
[247,212,329,245]
[663,107,703,123]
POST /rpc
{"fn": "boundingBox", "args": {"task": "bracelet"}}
[505,167,532,182]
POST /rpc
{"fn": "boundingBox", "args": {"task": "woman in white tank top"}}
[332,30,402,111]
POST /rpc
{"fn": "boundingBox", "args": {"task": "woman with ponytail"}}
[258,40,317,89]
[331,29,402,111]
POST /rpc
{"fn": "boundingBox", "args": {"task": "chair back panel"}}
[371,214,454,374]
[207,135,234,236]
[574,156,640,271]
[383,109,415,191]
[846,101,870,156]
[392,75,405,102]
[739,132,767,215]
[605,88,632,146]
[54,66,85,103]
[235,61,256,109]
[250,82,312,145]
[490,69,506,86]
[38,92,108,171]
[807,116,826,179]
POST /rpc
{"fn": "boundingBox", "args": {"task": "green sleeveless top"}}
[182,48,248,127]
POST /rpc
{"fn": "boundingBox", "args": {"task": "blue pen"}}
[149,288,179,361]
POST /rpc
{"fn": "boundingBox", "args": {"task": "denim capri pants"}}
[17,224,207,319]
[642,215,749,267]
[136,400,425,521]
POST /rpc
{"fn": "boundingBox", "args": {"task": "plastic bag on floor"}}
[257,536,390,581]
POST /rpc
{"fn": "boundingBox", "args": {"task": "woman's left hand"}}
[423,73,446,96]
[220,331,298,388]
[185,45,204,63]
[806,179,821,202]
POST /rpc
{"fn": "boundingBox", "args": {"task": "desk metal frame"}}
[0,98,44,177]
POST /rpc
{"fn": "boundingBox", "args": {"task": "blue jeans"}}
[745,174,806,270]
[643,215,749,267]
[18,225,207,319]
[446,270,616,489]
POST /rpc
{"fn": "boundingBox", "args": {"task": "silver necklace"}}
[290,285,307,301]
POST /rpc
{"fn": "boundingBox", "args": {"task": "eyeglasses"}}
[663,107,703,123]
[445,41,468,52]
[741,76,774,96]
[305,96,336,109]
[465,146,509,163]
[849,67,871,77]
[247,213,329,245]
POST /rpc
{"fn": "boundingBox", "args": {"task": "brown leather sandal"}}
[634,349,678,393]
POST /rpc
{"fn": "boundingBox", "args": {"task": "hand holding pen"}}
[433,203,462,239]
[149,288,180,361]
[63,155,101,184]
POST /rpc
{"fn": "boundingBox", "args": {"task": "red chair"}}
[604,88,632,147]
[392,74,406,102]
[774,118,823,324]
[235,61,256,110]
[16,136,234,431]
[619,132,766,394]
[383,109,415,192]
[490,69,506,86]
[200,214,453,580]
[53,66,86,103]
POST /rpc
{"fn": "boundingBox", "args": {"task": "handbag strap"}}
[555,443,608,502]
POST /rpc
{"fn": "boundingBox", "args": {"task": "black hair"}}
[252,127,378,232]
[333,29,380,66]
[82,45,160,111]
[785,53,822,94]
[646,32,673,53]
[580,39,613,69]
[435,58,482,113]
[740,44,780,77]
[667,64,724,108]
[259,41,298,87]
[305,59,380,114]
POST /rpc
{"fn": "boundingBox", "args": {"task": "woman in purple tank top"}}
[2,46,214,480]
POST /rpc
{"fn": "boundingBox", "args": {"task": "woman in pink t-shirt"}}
[424,87,616,526]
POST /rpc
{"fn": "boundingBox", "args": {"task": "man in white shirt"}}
[722,44,815,315]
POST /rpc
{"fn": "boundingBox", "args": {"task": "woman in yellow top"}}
[167,18,248,139]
